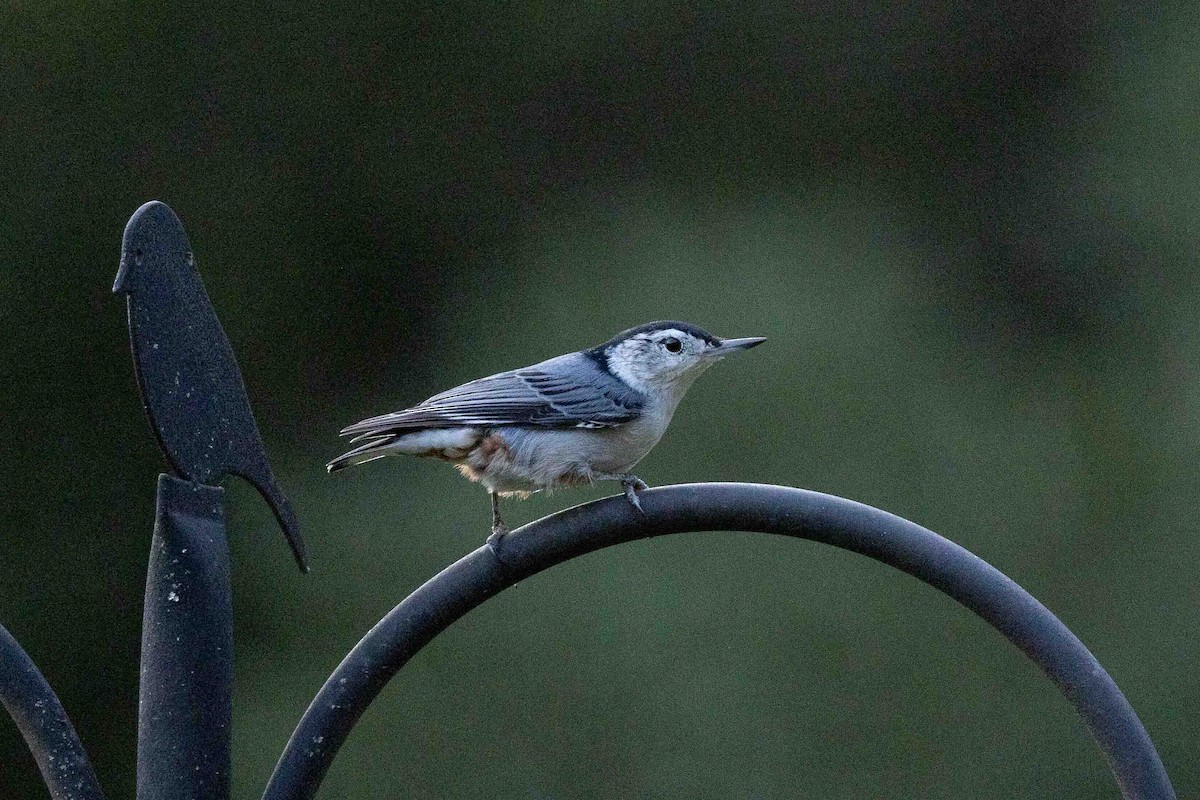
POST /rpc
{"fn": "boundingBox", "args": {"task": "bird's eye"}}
[663,337,682,353]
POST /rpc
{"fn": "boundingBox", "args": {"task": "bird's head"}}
[592,321,766,396]
[113,200,196,295]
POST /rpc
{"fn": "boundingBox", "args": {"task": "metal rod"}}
[0,624,105,800]
[262,482,1176,800]
[137,474,232,800]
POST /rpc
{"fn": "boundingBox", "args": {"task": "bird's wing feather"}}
[340,353,642,438]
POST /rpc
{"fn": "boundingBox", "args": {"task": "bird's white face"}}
[605,328,723,394]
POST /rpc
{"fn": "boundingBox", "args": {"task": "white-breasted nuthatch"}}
[327,321,766,540]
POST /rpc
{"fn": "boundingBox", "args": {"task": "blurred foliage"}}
[2,1,1199,798]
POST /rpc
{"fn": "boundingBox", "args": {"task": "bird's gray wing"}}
[340,353,643,439]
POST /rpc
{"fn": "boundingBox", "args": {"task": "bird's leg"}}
[621,474,649,517]
[485,490,508,549]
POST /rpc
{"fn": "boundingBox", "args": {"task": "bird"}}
[114,200,309,572]
[327,321,766,542]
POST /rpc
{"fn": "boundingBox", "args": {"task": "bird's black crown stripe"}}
[586,320,721,359]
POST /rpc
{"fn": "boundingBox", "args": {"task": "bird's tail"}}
[326,436,396,473]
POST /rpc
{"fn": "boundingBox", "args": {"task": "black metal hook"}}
[262,483,1176,800]
[114,201,307,572]
[0,623,105,800]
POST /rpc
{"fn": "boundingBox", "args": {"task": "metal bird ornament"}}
[114,201,308,572]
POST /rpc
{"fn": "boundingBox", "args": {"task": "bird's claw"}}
[622,476,648,517]
[486,523,509,553]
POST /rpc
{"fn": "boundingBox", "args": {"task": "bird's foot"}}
[486,523,510,553]
[622,475,649,517]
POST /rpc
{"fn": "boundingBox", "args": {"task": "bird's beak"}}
[710,336,767,357]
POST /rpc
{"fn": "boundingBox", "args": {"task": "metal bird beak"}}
[113,252,132,294]
[710,336,767,357]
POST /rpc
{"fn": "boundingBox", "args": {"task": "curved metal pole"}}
[0,623,105,800]
[263,483,1176,800]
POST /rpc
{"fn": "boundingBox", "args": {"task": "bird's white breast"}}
[464,397,676,495]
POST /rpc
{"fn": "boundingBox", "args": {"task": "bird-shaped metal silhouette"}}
[114,201,308,572]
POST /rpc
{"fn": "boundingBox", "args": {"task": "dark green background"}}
[2,2,1196,797]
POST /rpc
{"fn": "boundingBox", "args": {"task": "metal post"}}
[136,475,231,800]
